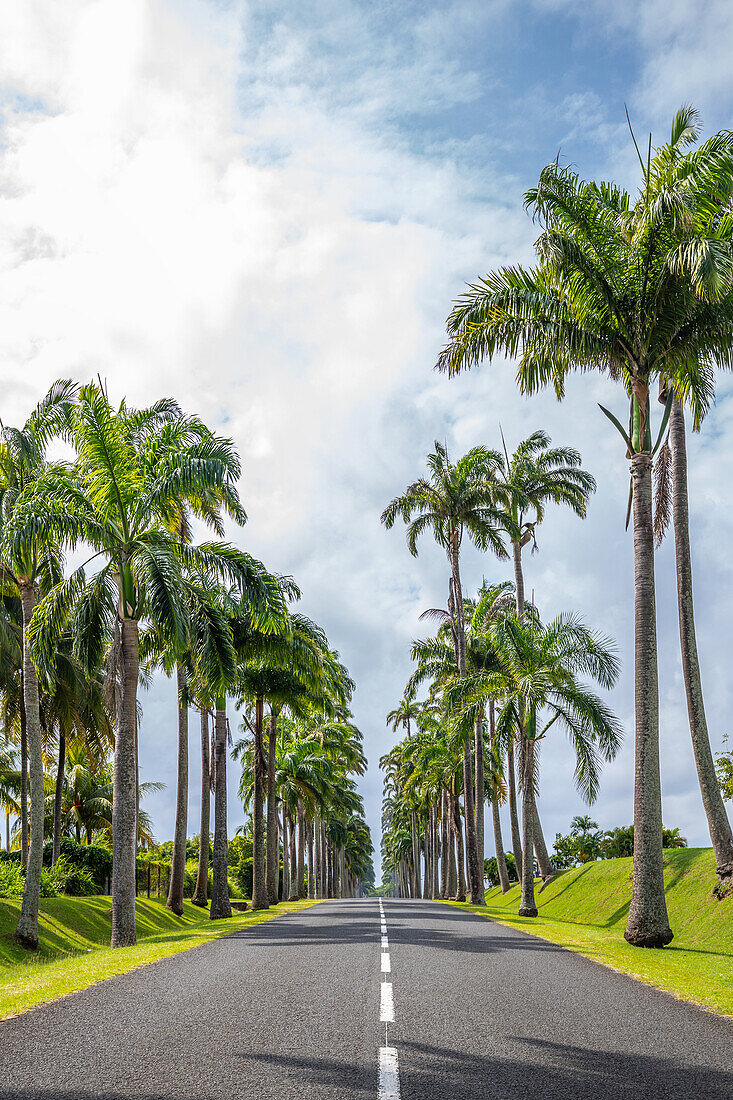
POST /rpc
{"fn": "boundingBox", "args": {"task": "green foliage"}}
[42,839,112,890]
[0,861,25,897]
[38,867,58,898]
[47,856,97,897]
[553,821,688,866]
[484,853,518,887]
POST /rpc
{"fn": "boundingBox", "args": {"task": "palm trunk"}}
[282,807,290,901]
[321,821,327,897]
[533,803,553,880]
[518,731,538,917]
[447,806,458,897]
[440,789,449,898]
[191,708,210,908]
[314,813,322,899]
[166,664,188,917]
[411,810,421,898]
[423,812,431,898]
[448,543,484,905]
[506,745,523,879]
[512,538,525,618]
[669,398,733,879]
[288,810,298,900]
[251,696,269,910]
[625,452,673,947]
[307,818,314,898]
[110,615,140,947]
[453,788,466,901]
[19,686,28,868]
[474,715,485,881]
[491,797,511,893]
[210,698,232,920]
[296,801,306,898]
[15,586,43,949]
[52,726,65,866]
[266,709,279,904]
[432,804,439,898]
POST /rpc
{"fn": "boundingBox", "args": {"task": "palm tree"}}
[190,705,212,908]
[452,611,621,916]
[386,693,424,897]
[436,107,733,944]
[492,432,595,874]
[382,441,508,905]
[18,384,282,946]
[0,380,77,948]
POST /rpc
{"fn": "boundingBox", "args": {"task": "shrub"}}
[42,839,112,890]
[39,867,59,898]
[49,856,98,896]
[0,861,25,897]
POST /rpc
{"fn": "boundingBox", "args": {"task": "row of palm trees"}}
[380,434,620,917]
[382,106,733,947]
[0,380,371,949]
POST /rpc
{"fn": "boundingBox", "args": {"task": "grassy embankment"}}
[0,896,317,1020]
[449,848,733,1016]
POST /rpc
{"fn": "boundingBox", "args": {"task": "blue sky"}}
[1,0,733,871]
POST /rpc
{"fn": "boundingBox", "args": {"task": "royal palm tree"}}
[382,442,509,905]
[386,692,424,896]
[0,380,77,948]
[437,107,733,944]
[18,384,282,946]
[645,111,733,882]
[451,611,621,916]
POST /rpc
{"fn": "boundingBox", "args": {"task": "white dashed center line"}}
[377,900,400,1098]
[380,981,394,1023]
[379,1046,401,1100]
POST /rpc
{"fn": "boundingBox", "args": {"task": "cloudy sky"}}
[2,0,733,871]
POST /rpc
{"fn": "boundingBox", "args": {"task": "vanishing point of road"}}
[2,899,731,1099]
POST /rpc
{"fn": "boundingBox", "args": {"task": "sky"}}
[2,0,733,873]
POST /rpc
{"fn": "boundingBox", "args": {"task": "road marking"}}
[380,981,394,1023]
[379,1046,400,1100]
[381,934,389,949]
[381,951,391,973]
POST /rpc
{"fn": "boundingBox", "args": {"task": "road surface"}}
[1,898,731,1099]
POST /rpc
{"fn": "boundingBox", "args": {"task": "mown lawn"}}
[0,895,317,1019]
[448,848,733,1016]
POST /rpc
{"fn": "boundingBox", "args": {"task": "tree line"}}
[380,107,733,948]
[0,381,372,949]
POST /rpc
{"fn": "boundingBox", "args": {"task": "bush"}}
[0,861,25,897]
[42,839,112,890]
[228,875,244,900]
[49,856,98,896]
[39,867,58,897]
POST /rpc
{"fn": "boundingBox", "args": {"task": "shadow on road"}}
[396,1035,733,1100]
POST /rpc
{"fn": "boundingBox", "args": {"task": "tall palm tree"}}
[386,692,424,897]
[0,380,77,948]
[436,107,733,944]
[493,432,595,875]
[657,392,733,879]
[382,441,508,905]
[452,611,621,916]
[646,111,733,882]
[18,384,282,946]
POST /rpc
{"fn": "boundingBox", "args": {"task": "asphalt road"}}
[1,898,731,1099]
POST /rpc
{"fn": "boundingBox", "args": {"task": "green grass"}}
[448,848,733,1017]
[0,895,318,1020]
